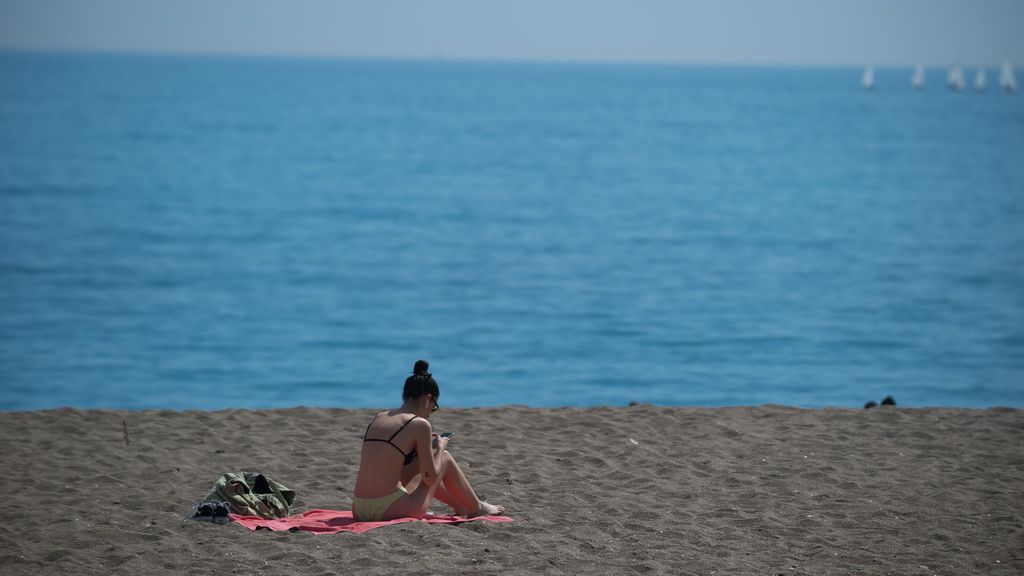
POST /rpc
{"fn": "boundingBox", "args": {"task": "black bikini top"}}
[362,414,420,465]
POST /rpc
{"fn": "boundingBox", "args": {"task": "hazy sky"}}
[1,0,1022,67]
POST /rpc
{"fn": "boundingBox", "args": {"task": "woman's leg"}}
[441,451,505,517]
[432,484,471,516]
[434,451,487,515]
[384,451,503,519]
[400,456,467,515]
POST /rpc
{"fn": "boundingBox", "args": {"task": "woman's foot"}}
[468,501,505,518]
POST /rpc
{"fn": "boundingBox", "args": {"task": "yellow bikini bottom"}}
[352,485,409,521]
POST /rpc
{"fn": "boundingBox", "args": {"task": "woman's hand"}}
[432,433,449,453]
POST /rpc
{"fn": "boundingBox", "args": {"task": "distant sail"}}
[862,65,875,91]
[947,66,965,91]
[1000,61,1018,93]
[974,68,986,92]
[911,65,925,91]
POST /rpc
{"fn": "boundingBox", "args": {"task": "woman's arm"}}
[412,419,447,486]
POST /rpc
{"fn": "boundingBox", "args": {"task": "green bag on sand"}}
[204,472,296,519]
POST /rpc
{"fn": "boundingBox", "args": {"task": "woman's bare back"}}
[354,410,426,498]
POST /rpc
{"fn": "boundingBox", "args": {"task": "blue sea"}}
[2,52,1023,410]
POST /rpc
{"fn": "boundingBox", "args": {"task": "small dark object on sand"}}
[192,501,231,524]
[214,502,230,519]
[193,502,215,517]
[864,401,878,409]
[880,396,896,406]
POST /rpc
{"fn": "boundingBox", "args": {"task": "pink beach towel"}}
[230,509,512,535]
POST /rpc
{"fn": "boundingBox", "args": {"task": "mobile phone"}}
[432,432,454,448]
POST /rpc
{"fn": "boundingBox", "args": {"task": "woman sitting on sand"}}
[352,360,505,521]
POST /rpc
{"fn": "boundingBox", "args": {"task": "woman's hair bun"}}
[404,360,439,403]
[413,359,430,376]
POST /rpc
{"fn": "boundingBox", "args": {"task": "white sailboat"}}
[973,68,987,92]
[947,65,965,91]
[1000,61,1018,93]
[861,65,875,91]
[911,65,925,90]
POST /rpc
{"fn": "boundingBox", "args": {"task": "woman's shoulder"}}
[406,414,432,432]
[375,409,430,427]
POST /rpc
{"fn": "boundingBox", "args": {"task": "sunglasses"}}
[431,399,439,413]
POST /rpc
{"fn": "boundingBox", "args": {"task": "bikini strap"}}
[387,415,419,442]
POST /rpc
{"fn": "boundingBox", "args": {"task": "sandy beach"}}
[1,405,1021,575]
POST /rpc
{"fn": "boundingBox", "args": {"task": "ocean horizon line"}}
[4,401,1021,415]
[0,46,994,71]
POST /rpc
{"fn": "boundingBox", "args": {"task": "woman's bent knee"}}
[438,450,456,474]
